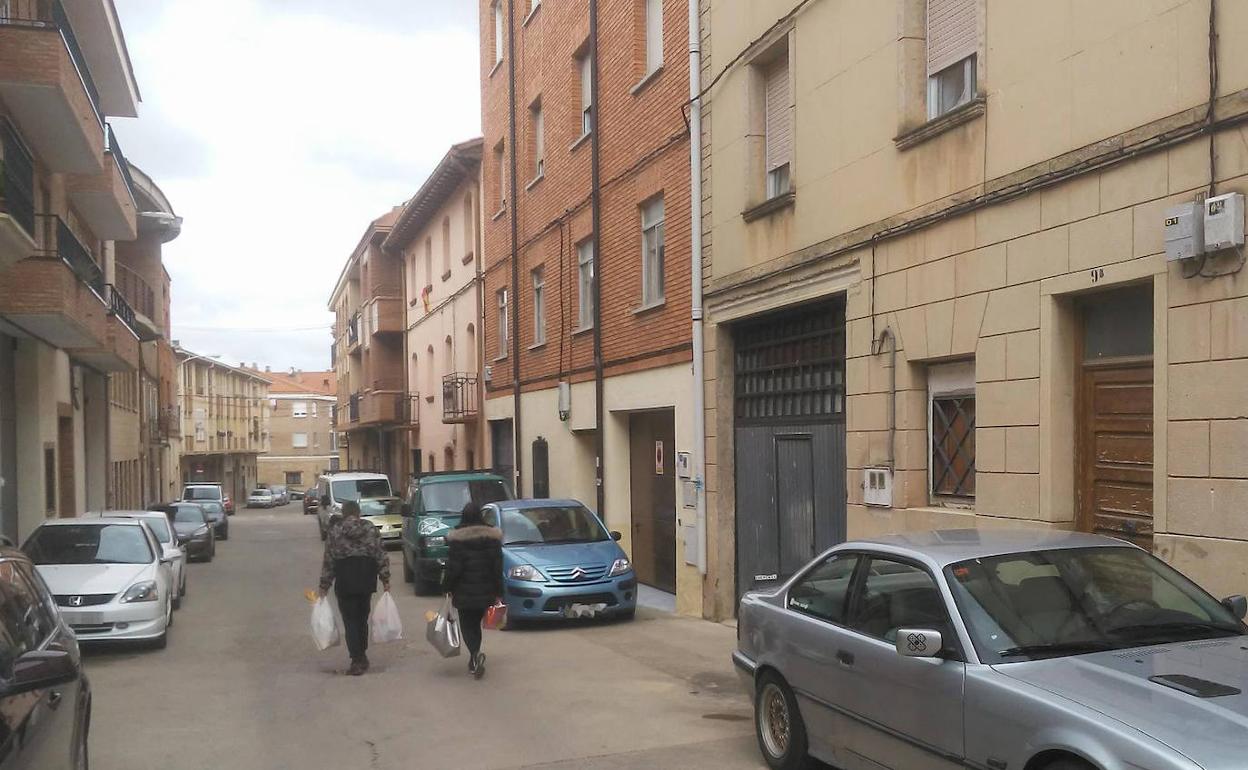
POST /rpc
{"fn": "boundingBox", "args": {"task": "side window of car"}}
[0,563,57,652]
[787,554,859,624]
[849,557,949,644]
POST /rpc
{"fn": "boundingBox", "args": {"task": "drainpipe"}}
[506,0,524,495]
[875,328,896,471]
[688,0,707,576]
[589,0,606,518]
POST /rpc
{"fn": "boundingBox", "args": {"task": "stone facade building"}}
[256,369,338,492]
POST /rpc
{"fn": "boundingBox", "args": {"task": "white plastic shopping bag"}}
[310,596,342,651]
[426,595,461,658]
[370,591,403,643]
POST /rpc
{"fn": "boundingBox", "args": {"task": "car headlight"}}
[119,580,159,603]
[191,526,210,538]
[609,558,632,577]
[509,564,545,582]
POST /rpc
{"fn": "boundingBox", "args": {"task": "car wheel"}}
[180,576,187,597]
[74,709,89,770]
[319,525,327,541]
[403,555,414,584]
[173,593,181,611]
[221,529,229,541]
[617,608,636,622]
[754,672,812,770]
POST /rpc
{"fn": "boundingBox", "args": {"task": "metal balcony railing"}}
[0,118,35,238]
[157,406,180,439]
[347,312,360,347]
[115,263,156,320]
[348,393,360,423]
[105,123,137,208]
[38,214,103,296]
[105,283,137,334]
[441,373,479,423]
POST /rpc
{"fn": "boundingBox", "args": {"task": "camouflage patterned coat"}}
[319,515,391,594]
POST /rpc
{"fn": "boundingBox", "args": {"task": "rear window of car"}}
[184,486,222,501]
[331,478,392,503]
[171,505,206,524]
[421,479,510,514]
[24,524,154,565]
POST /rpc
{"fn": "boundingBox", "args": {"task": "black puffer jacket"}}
[445,524,503,610]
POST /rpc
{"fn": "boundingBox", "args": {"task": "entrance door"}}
[1077,284,1154,549]
[57,416,74,516]
[629,410,677,593]
[490,419,514,493]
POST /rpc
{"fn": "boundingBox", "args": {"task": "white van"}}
[315,472,393,540]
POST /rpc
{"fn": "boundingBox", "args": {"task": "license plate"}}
[71,612,105,625]
[563,603,606,619]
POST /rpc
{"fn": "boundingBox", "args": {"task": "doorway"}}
[57,416,74,516]
[628,410,677,594]
[1076,284,1154,549]
[490,419,514,492]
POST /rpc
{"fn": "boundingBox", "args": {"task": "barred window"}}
[733,301,845,424]
[929,361,975,499]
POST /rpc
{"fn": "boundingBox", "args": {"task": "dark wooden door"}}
[1079,363,1153,548]
[57,416,74,516]
[629,411,676,593]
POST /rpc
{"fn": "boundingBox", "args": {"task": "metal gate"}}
[733,300,846,598]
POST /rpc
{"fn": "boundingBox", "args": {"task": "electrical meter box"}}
[1164,201,1204,262]
[1204,192,1246,251]
[863,467,893,508]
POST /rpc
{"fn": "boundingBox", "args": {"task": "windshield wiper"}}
[1108,621,1243,640]
[504,539,543,546]
[998,641,1117,659]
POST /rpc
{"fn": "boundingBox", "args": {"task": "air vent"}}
[1112,647,1172,659]
[1149,674,1241,699]
[1183,639,1231,650]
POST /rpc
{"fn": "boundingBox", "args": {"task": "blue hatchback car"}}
[482,499,638,622]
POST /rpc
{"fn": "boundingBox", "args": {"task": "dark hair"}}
[460,502,483,526]
[342,500,361,518]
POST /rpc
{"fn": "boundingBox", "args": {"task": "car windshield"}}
[499,505,608,546]
[946,546,1246,663]
[358,498,399,517]
[199,502,224,516]
[332,479,392,503]
[422,480,509,514]
[184,487,221,500]
[171,505,206,524]
[25,525,153,565]
[250,490,269,496]
[144,517,173,543]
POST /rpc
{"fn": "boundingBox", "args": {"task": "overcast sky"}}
[111,0,481,373]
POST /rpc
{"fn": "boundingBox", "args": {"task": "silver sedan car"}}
[734,530,1248,770]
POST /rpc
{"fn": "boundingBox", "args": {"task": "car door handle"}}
[835,650,854,667]
[47,690,63,710]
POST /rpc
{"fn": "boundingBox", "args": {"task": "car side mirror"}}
[7,649,77,696]
[894,628,943,659]
[610,531,622,542]
[1222,594,1247,620]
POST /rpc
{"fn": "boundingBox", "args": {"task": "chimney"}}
[265,365,271,373]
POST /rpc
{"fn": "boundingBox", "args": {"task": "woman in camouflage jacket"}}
[318,500,391,675]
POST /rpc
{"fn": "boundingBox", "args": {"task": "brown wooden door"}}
[1078,363,1153,548]
[629,411,677,593]
[57,416,74,517]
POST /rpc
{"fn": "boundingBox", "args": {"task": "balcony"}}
[346,312,361,354]
[114,262,161,341]
[357,390,405,427]
[348,393,360,423]
[0,1,106,174]
[442,373,480,424]
[157,406,180,441]
[403,392,420,428]
[369,296,403,336]
[0,118,36,271]
[66,124,137,240]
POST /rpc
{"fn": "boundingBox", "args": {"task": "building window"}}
[764,55,792,199]
[929,361,975,500]
[424,236,433,288]
[926,0,977,119]
[641,196,665,306]
[577,240,595,330]
[292,433,309,449]
[579,54,593,136]
[532,267,546,345]
[441,216,451,277]
[493,0,504,65]
[530,99,545,179]
[497,288,509,357]
[311,401,317,417]
[463,193,475,259]
[644,0,663,74]
[285,471,303,486]
[292,401,308,418]
[494,140,506,210]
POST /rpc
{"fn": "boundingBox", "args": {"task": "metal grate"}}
[931,396,975,497]
[733,301,845,425]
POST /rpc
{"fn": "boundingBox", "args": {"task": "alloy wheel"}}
[758,682,791,759]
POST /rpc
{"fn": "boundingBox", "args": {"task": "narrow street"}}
[83,503,762,770]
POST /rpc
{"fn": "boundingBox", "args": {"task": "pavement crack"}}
[363,738,380,768]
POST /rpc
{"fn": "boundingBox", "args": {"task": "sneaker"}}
[468,654,478,675]
[473,653,486,680]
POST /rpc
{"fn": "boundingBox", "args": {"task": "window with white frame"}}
[530,99,545,178]
[577,240,595,330]
[764,54,792,199]
[579,53,593,137]
[644,0,663,74]
[641,196,665,305]
[532,267,546,345]
[292,401,308,418]
[928,361,975,501]
[926,0,977,119]
[493,1,504,65]
[292,432,309,449]
[530,0,540,12]
[497,288,509,357]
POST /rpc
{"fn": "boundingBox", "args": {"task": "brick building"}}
[479,0,698,612]
[255,369,338,492]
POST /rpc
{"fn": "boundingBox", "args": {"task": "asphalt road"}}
[83,502,765,770]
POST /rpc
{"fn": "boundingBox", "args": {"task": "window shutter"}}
[926,0,976,76]
[764,58,791,172]
[581,56,592,112]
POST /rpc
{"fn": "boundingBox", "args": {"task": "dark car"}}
[197,501,229,541]
[302,489,319,516]
[0,545,92,770]
[400,471,512,594]
[163,502,216,562]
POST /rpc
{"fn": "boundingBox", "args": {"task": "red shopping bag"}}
[484,600,508,630]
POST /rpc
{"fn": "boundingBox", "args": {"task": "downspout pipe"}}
[506,0,524,495]
[589,0,606,518]
[874,328,896,471]
[688,0,707,576]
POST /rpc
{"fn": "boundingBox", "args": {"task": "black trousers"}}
[336,592,371,662]
[459,607,486,658]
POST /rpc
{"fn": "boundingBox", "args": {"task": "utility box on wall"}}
[1164,201,1205,262]
[1204,192,1246,251]
[863,467,893,507]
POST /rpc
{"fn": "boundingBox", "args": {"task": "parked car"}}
[84,510,187,609]
[358,497,404,547]
[0,544,92,769]
[400,471,511,594]
[269,485,289,505]
[247,489,275,509]
[198,500,229,541]
[290,488,305,501]
[164,503,216,562]
[315,472,394,541]
[23,517,175,648]
[481,499,635,623]
[302,489,320,516]
[182,482,233,516]
[734,530,1248,770]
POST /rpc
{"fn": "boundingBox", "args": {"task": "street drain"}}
[702,713,750,722]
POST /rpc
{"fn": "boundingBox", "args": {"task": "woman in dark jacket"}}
[444,502,503,678]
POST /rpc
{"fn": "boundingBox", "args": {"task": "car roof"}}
[183,482,222,487]
[490,498,586,510]
[38,516,145,527]
[845,529,1136,567]
[321,472,389,481]
[83,510,168,520]
[415,471,506,484]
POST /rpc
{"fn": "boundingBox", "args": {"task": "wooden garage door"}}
[1079,363,1153,548]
